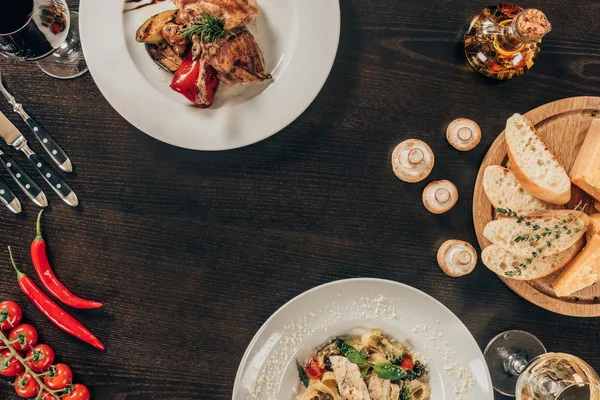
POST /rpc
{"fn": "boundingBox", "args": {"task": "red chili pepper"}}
[170,52,200,104]
[170,51,219,108]
[8,248,105,351]
[31,211,102,310]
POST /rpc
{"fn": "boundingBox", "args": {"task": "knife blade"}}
[0,177,21,214]
[0,80,72,173]
[0,112,78,207]
[0,150,48,207]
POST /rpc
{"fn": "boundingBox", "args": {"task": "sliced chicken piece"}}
[330,356,371,400]
[200,27,271,85]
[368,374,391,400]
[174,0,259,30]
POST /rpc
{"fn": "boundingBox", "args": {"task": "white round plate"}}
[79,0,340,150]
[234,278,493,400]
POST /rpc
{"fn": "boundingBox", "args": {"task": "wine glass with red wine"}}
[0,0,87,79]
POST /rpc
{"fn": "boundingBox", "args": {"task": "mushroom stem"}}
[454,251,472,266]
[457,127,473,142]
[434,188,450,204]
[407,148,424,165]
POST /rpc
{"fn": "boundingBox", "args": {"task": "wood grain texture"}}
[0,0,598,399]
[473,97,600,317]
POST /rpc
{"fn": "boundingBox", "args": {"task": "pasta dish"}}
[296,330,430,400]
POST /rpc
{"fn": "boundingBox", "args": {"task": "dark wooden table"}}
[1,0,599,398]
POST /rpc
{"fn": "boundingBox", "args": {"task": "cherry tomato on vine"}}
[304,358,324,380]
[400,356,414,370]
[9,324,38,352]
[26,344,55,373]
[0,348,24,377]
[40,391,54,400]
[44,363,73,390]
[62,384,90,400]
[14,372,40,398]
[0,301,22,330]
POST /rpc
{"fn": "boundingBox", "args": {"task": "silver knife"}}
[0,112,78,207]
[0,73,73,173]
[0,177,21,214]
[0,149,48,207]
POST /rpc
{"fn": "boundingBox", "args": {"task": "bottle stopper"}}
[391,139,434,183]
[437,240,477,277]
[514,9,552,43]
[446,118,481,151]
[422,180,458,214]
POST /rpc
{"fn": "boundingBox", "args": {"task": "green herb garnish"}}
[179,13,231,43]
[401,384,412,400]
[373,362,408,380]
[337,340,368,365]
[296,360,308,388]
[360,365,372,378]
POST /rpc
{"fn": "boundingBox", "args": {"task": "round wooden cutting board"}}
[473,96,600,317]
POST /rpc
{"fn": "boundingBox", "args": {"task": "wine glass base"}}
[36,12,88,79]
[484,330,547,397]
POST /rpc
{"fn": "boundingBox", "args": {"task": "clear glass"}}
[485,331,600,399]
[0,0,87,79]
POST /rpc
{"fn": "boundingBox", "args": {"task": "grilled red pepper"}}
[8,248,105,351]
[170,51,219,108]
[31,211,102,310]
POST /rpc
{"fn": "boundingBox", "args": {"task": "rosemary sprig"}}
[179,13,232,43]
[496,204,588,277]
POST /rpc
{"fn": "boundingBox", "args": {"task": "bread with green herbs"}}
[505,113,571,205]
[482,240,583,280]
[483,165,555,213]
[484,209,588,258]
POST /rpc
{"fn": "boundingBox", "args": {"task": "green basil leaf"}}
[337,341,367,365]
[296,360,309,388]
[360,365,372,378]
[373,362,408,380]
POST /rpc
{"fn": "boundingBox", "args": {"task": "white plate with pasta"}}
[233,278,493,400]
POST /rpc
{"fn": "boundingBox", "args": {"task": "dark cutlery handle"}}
[25,117,72,173]
[29,154,78,207]
[0,153,45,203]
[0,178,21,214]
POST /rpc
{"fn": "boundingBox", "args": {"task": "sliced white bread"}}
[482,241,583,280]
[483,165,555,213]
[483,210,589,258]
[505,113,571,205]
[553,235,600,297]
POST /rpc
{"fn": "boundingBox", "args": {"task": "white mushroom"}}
[391,139,434,183]
[446,118,481,151]
[437,240,477,277]
[422,180,458,214]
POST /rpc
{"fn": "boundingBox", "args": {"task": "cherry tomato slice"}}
[0,301,22,330]
[62,383,91,400]
[304,358,324,380]
[9,325,38,352]
[44,363,73,390]
[14,372,40,398]
[400,356,414,370]
[0,349,24,377]
[26,344,55,373]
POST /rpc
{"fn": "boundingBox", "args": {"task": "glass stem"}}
[500,348,528,376]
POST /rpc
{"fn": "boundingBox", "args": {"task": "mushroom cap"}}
[446,118,481,151]
[422,180,458,214]
[437,240,477,277]
[391,139,435,183]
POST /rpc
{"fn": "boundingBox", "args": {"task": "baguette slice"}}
[505,114,571,205]
[553,235,600,297]
[482,241,583,280]
[483,165,554,213]
[484,210,589,258]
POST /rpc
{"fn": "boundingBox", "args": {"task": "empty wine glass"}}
[0,0,87,79]
[485,330,600,399]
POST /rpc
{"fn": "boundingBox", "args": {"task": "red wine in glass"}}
[0,0,70,60]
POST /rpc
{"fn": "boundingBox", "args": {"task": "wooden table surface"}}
[1,0,600,398]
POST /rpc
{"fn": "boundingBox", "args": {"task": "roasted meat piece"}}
[195,27,271,85]
[174,0,259,30]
